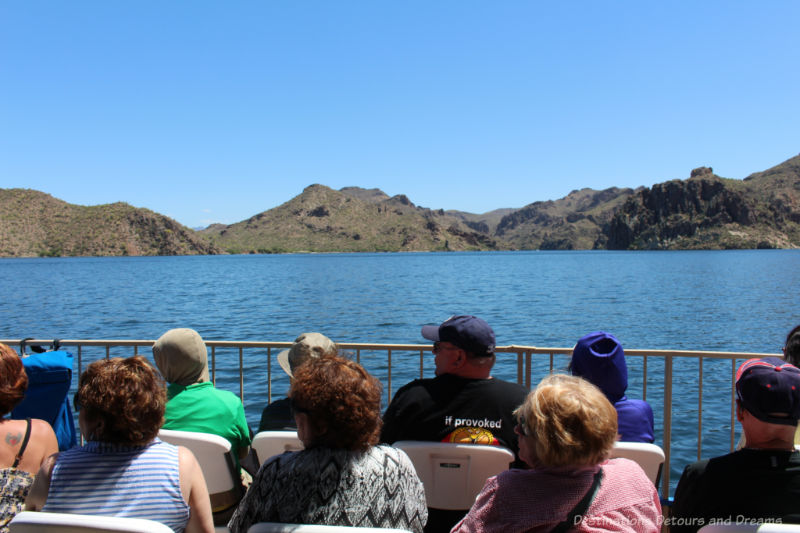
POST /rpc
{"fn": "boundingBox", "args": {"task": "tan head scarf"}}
[152,328,210,386]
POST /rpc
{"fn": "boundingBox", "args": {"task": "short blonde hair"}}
[515,374,617,467]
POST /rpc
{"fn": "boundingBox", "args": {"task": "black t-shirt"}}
[381,373,528,464]
[258,397,297,432]
[671,448,800,533]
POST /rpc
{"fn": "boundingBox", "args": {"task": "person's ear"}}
[89,418,106,440]
[453,349,466,368]
[735,400,745,422]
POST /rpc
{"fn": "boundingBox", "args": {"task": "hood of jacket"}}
[570,331,627,403]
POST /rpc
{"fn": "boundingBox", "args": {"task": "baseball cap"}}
[421,315,495,357]
[277,332,336,378]
[735,357,800,426]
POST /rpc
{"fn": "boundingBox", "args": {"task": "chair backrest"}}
[392,441,514,510]
[11,350,77,450]
[609,441,665,486]
[699,524,800,533]
[251,431,304,465]
[247,523,413,533]
[157,428,238,494]
[9,511,174,533]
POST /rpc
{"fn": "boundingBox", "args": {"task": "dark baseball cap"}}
[735,357,800,426]
[421,315,495,357]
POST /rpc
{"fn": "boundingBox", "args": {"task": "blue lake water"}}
[2,249,799,494]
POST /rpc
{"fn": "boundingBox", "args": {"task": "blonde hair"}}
[515,374,617,467]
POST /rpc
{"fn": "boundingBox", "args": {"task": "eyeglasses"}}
[433,341,460,355]
[515,417,531,437]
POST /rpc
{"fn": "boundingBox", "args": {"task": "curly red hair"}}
[75,356,166,445]
[0,343,27,416]
[290,354,382,451]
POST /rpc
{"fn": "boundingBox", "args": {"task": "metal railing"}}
[1,338,777,498]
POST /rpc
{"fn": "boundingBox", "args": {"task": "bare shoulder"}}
[177,445,202,474]
[30,418,59,457]
[177,445,198,463]
[30,418,57,438]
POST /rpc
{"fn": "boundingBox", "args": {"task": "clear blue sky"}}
[2,1,799,228]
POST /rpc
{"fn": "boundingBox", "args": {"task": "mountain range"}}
[2,153,799,257]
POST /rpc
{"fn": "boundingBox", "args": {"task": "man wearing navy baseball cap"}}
[672,357,800,531]
[381,315,527,532]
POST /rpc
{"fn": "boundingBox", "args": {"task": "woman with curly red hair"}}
[228,353,427,533]
[0,343,58,532]
[25,356,214,533]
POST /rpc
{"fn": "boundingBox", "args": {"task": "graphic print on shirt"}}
[440,415,502,445]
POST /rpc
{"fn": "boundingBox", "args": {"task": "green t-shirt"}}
[163,381,252,470]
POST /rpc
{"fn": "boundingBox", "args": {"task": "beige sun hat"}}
[277,332,337,378]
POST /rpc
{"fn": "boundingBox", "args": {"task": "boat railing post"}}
[698,357,704,460]
[267,347,272,405]
[387,348,392,406]
[642,355,648,400]
[239,346,244,401]
[211,346,216,385]
[662,353,674,498]
[77,345,83,385]
[730,358,737,451]
[525,350,532,390]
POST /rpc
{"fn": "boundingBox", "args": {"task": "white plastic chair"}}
[251,431,304,465]
[699,524,800,533]
[9,511,174,532]
[157,428,242,529]
[157,428,240,495]
[247,523,413,533]
[392,441,514,510]
[609,441,665,487]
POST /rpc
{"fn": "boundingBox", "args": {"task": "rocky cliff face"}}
[606,158,800,249]
[494,187,636,249]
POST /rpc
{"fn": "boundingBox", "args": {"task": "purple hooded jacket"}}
[570,331,655,443]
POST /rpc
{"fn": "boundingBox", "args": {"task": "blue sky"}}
[2,1,799,228]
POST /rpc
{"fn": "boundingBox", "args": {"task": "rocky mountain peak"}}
[690,167,714,179]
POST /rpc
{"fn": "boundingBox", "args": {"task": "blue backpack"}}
[12,345,77,451]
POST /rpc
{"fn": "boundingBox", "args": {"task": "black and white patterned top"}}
[0,468,33,533]
[228,444,427,533]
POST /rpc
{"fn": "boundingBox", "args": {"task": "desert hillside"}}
[0,189,221,257]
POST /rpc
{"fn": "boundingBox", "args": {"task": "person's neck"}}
[451,368,492,380]
[743,434,795,451]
